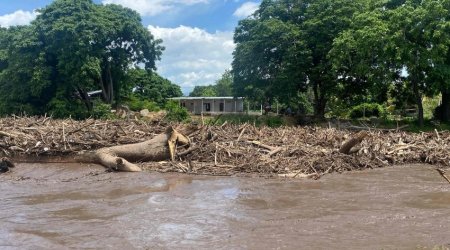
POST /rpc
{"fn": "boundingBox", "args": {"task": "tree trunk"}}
[74,127,190,172]
[440,90,450,122]
[99,75,108,102]
[77,87,93,112]
[100,62,113,104]
[313,82,327,119]
[108,65,114,104]
[412,80,424,127]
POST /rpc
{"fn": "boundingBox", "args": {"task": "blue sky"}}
[0,0,261,95]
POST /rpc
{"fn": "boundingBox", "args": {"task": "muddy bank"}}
[1,117,450,177]
[1,163,449,249]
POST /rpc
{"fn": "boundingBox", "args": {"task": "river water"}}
[0,163,449,249]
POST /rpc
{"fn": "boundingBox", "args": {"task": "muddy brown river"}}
[0,163,449,249]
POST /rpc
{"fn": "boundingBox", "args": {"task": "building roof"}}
[87,90,103,97]
[169,96,244,100]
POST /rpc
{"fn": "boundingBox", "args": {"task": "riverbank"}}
[0,116,449,178]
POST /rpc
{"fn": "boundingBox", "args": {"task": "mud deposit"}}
[0,164,449,249]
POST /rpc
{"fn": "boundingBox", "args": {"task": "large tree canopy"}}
[0,0,163,118]
[232,0,366,117]
[232,0,308,104]
[331,0,450,125]
[232,0,450,124]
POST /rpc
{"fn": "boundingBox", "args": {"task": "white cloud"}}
[102,0,209,16]
[0,10,37,28]
[233,2,259,18]
[148,25,235,94]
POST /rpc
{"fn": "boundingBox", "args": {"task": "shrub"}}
[349,103,385,119]
[264,116,284,127]
[127,95,160,112]
[91,100,114,119]
[0,102,36,116]
[326,97,350,118]
[164,100,190,122]
[47,96,87,119]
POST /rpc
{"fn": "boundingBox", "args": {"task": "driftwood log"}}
[339,131,368,154]
[42,127,191,172]
[436,168,450,184]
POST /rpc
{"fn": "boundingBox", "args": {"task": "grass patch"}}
[198,114,287,127]
[346,117,450,132]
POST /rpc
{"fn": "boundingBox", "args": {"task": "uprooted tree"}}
[75,127,190,172]
[0,121,193,172]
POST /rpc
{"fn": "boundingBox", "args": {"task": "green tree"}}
[0,0,163,118]
[34,0,163,107]
[189,70,234,97]
[0,26,51,115]
[330,1,393,109]
[232,0,366,118]
[332,0,450,126]
[189,85,217,97]
[215,70,233,96]
[124,68,182,105]
[303,0,369,117]
[232,0,308,107]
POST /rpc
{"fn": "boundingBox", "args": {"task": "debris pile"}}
[164,125,450,177]
[0,116,449,178]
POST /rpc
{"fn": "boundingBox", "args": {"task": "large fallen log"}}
[75,127,190,171]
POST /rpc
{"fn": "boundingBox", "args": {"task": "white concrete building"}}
[169,97,244,115]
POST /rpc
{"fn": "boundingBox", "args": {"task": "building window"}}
[219,103,224,112]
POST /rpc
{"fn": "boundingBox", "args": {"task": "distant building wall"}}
[170,97,244,115]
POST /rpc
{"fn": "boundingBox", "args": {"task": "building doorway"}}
[204,103,211,112]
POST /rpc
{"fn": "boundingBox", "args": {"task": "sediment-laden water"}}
[0,164,449,249]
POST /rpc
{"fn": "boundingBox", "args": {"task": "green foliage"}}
[349,103,386,119]
[91,100,114,119]
[294,92,314,115]
[3,0,450,127]
[47,95,87,119]
[214,70,233,96]
[265,116,284,127]
[126,95,160,112]
[326,98,351,118]
[164,101,190,122]
[232,1,308,102]
[48,95,113,120]
[189,70,234,97]
[189,85,217,97]
[230,0,450,126]
[331,0,450,125]
[232,0,366,117]
[125,69,182,105]
[212,114,285,127]
[0,0,163,118]
[423,96,441,120]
